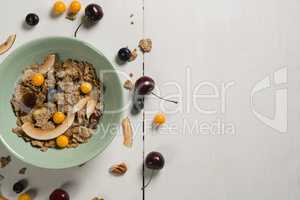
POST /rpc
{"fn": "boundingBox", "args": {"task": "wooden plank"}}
[0,0,144,199]
[144,0,300,199]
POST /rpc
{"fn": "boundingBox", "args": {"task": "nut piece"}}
[123,80,133,91]
[31,140,44,148]
[0,156,11,168]
[139,38,152,53]
[129,48,137,61]
[0,34,16,55]
[122,117,133,147]
[110,162,128,176]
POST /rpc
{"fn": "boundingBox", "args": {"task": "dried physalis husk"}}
[0,34,16,55]
[123,80,133,91]
[0,196,8,200]
[129,48,137,61]
[110,162,128,176]
[122,117,133,147]
[0,156,11,168]
[139,39,152,53]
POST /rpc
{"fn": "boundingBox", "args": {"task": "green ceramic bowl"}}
[0,37,124,169]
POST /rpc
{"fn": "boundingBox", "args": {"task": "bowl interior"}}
[0,37,124,169]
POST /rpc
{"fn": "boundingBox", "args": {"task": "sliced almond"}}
[122,117,133,147]
[72,97,90,113]
[39,54,56,74]
[110,162,128,175]
[0,34,16,55]
[86,98,97,119]
[21,114,75,140]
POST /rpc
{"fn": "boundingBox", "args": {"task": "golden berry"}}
[153,113,166,125]
[80,82,92,94]
[53,1,67,15]
[56,135,69,148]
[69,1,81,14]
[31,73,44,86]
[18,193,31,200]
[53,112,66,124]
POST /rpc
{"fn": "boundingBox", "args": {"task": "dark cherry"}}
[142,151,165,189]
[135,76,155,95]
[22,92,37,108]
[13,179,28,194]
[85,4,104,22]
[49,189,70,200]
[74,4,103,37]
[118,47,131,62]
[145,151,165,170]
[25,13,39,26]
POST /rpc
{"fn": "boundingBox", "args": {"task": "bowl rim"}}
[0,36,125,169]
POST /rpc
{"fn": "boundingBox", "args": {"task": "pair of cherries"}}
[135,77,173,188]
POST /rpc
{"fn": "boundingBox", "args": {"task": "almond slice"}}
[21,114,75,140]
[39,54,56,74]
[122,117,133,147]
[0,34,16,55]
[86,90,99,119]
[86,98,97,119]
[72,97,90,113]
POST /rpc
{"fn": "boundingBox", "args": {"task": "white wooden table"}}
[1,0,300,199]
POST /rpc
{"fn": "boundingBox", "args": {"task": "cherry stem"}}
[142,170,154,190]
[151,92,178,104]
[74,23,83,38]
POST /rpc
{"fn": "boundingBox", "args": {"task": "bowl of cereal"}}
[0,37,124,169]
